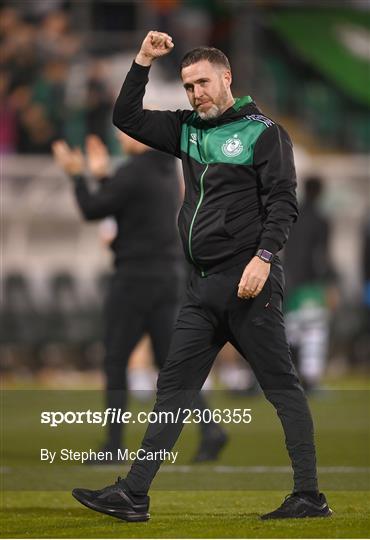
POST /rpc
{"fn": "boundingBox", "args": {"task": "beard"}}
[197,104,221,120]
[195,82,230,120]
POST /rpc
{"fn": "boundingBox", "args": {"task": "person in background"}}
[52,133,228,463]
[284,176,339,391]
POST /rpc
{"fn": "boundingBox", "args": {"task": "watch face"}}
[259,249,273,262]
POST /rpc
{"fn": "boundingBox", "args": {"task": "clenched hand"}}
[136,31,174,66]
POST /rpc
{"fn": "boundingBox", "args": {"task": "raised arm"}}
[112,31,185,158]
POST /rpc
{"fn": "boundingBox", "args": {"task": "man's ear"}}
[223,69,232,88]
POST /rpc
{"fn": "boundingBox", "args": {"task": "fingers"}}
[52,140,72,164]
[149,31,173,49]
[138,31,174,64]
[237,256,271,299]
[86,134,107,155]
[238,271,257,299]
[238,275,266,299]
[52,139,84,175]
[52,140,70,155]
[86,134,101,147]
[238,281,264,299]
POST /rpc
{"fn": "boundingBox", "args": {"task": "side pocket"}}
[263,277,273,308]
[268,262,284,310]
[250,278,272,327]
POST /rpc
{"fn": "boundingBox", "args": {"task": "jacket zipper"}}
[188,163,209,277]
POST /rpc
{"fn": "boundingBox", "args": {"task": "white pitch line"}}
[79,465,370,474]
[160,465,370,474]
[1,465,369,474]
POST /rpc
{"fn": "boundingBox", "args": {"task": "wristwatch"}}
[256,249,273,263]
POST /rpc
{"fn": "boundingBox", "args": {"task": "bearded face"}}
[181,60,233,120]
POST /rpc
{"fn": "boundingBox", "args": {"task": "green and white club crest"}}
[222,134,243,157]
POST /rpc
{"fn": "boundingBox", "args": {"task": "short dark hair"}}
[180,47,231,72]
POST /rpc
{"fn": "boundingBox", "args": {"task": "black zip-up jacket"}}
[113,61,298,276]
[72,149,182,273]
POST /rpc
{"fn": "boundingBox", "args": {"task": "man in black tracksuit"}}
[52,134,227,460]
[72,31,332,520]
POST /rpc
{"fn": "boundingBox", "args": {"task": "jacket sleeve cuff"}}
[257,239,280,256]
[132,61,151,76]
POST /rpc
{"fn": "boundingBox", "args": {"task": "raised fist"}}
[136,31,174,66]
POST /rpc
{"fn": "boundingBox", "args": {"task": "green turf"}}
[2,389,369,491]
[1,490,370,538]
[1,384,369,537]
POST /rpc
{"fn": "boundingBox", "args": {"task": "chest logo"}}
[189,133,197,144]
[222,134,243,157]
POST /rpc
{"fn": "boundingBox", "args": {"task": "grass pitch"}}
[2,490,370,538]
[1,381,369,538]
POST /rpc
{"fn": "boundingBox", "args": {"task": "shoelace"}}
[278,493,299,510]
[98,476,123,494]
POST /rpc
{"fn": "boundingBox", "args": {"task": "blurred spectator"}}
[0,5,83,154]
[0,71,17,153]
[32,59,68,133]
[36,10,81,62]
[86,59,112,145]
[10,1,66,22]
[284,176,340,391]
[17,102,56,154]
[347,212,370,367]
[52,133,227,462]
[0,10,39,89]
[363,213,370,303]
[32,59,68,137]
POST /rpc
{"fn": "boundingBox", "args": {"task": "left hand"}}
[238,256,271,299]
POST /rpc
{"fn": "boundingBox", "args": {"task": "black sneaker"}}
[261,493,333,520]
[191,430,229,463]
[72,477,150,522]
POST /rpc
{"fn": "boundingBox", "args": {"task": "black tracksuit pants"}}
[125,259,318,494]
[104,267,219,447]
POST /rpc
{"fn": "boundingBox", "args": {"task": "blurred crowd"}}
[1,1,369,384]
[0,5,116,153]
[1,6,77,153]
[2,1,369,154]
[0,1,234,155]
